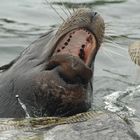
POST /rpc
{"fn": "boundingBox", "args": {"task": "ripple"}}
[52,0,127,8]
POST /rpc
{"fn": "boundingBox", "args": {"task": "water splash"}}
[103,86,140,117]
[15,95,30,118]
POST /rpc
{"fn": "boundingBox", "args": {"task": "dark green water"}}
[0,0,140,139]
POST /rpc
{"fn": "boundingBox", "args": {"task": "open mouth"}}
[53,28,97,66]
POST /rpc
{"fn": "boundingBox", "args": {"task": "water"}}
[0,0,140,139]
[16,95,30,118]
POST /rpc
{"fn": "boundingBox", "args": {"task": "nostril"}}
[92,12,98,18]
[90,12,98,22]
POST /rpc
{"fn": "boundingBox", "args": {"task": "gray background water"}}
[0,0,140,139]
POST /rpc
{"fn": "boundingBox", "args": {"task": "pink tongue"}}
[53,29,94,63]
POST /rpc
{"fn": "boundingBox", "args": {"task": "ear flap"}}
[0,57,19,72]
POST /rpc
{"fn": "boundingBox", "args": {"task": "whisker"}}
[71,0,76,12]
[60,6,69,18]
[62,0,72,16]
[105,25,116,33]
[60,0,70,17]
[105,29,116,34]
[105,39,127,51]
[102,45,126,58]
[100,47,116,63]
[105,23,112,27]
[105,31,116,35]
[81,3,84,8]
[45,0,65,22]
[105,26,113,30]
[107,48,125,57]
[67,8,72,16]
[73,8,76,13]
[83,3,88,9]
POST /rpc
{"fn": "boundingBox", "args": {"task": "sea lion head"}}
[0,8,104,117]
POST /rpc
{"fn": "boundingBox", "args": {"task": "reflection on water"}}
[0,0,140,139]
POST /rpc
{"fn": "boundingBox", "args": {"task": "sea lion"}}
[0,8,104,118]
[129,41,140,66]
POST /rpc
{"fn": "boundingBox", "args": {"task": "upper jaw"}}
[48,10,104,65]
[55,9,105,47]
